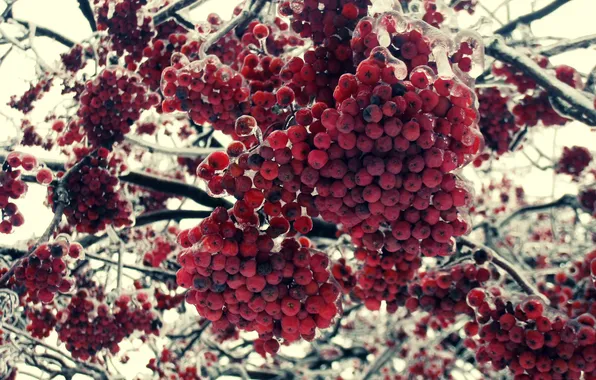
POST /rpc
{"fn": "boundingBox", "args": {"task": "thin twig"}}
[496,194,579,229]
[494,0,571,35]
[0,156,90,286]
[84,252,176,279]
[3,324,111,379]
[12,19,76,47]
[537,34,596,57]
[459,237,548,302]
[198,0,266,60]
[0,196,65,286]
[153,0,206,25]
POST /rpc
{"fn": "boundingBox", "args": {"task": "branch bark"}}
[496,194,579,229]
[12,19,76,48]
[77,209,211,248]
[125,135,222,157]
[77,0,97,32]
[537,34,596,57]
[485,37,596,126]
[198,0,267,60]
[153,0,205,25]
[494,0,571,35]
[458,237,548,302]
[120,170,231,209]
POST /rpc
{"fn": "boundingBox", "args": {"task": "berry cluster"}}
[196,12,243,67]
[404,261,494,319]
[493,57,549,93]
[8,77,53,114]
[19,119,45,147]
[539,248,596,316]
[78,67,159,148]
[1,152,38,234]
[138,33,200,91]
[241,53,289,133]
[512,92,569,127]
[579,186,596,217]
[48,150,133,233]
[143,236,176,267]
[331,258,357,292]
[13,241,81,303]
[279,0,369,106]
[468,292,596,379]
[26,306,57,339]
[160,54,250,136]
[320,49,480,254]
[555,65,584,89]
[476,87,519,156]
[95,0,155,66]
[240,18,304,58]
[556,146,592,178]
[61,44,89,73]
[492,56,574,128]
[351,246,421,312]
[154,288,184,311]
[56,290,161,360]
[280,0,367,46]
[176,207,341,352]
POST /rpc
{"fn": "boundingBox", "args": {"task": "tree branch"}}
[120,170,231,209]
[77,0,97,32]
[458,237,548,302]
[496,194,579,229]
[12,19,76,48]
[125,135,222,157]
[537,33,596,57]
[153,0,206,25]
[494,0,571,35]
[77,209,211,248]
[0,156,90,286]
[85,251,176,279]
[586,64,596,94]
[486,37,596,126]
[3,324,110,379]
[198,0,267,60]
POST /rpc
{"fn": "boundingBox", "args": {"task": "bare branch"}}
[494,0,571,35]
[198,0,267,60]
[120,170,231,209]
[125,135,223,157]
[537,34,596,57]
[77,209,211,248]
[459,237,548,302]
[3,324,111,379]
[485,37,596,126]
[153,0,206,25]
[77,0,97,32]
[12,19,76,48]
[84,252,176,279]
[496,194,579,229]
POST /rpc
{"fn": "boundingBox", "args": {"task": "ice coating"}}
[370,0,403,15]
[454,30,485,78]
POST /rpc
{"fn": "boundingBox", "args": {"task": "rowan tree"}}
[0,0,596,379]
